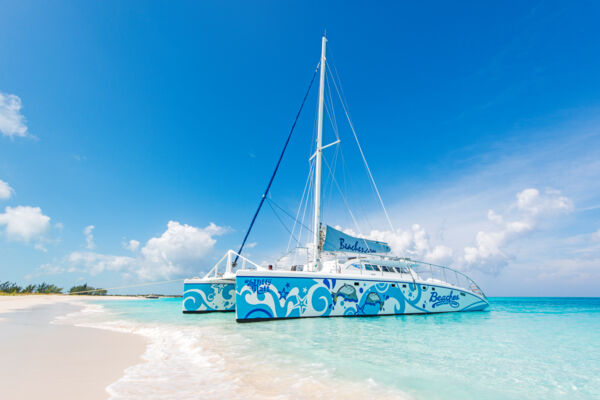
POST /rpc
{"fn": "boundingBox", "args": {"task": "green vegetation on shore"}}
[69,283,107,295]
[0,281,107,295]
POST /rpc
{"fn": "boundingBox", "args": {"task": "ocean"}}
[60,297,600,400]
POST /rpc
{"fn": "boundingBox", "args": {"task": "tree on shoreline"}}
[0,281,22,294]
[69,283,107,296]
[34,282,63,294]
[0,281,108,295]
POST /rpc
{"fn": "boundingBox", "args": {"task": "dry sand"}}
[0,295,147,400]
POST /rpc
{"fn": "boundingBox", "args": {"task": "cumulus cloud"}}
[34,221,228,281]
[0,179,14,199]
[462,188,574,274]
[67,251,136,276]
[0,206,51,243]
[124,239,140,252]
[136,221,227,280]
[334,224,454,266]
[368,225,454,265]
[337,188,574,275]
[0,92,28,138]
[84,225,95,249]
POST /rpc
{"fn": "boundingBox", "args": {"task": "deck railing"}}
[406,260,486,298]
[203,250,264,279]
[336,254,486,298]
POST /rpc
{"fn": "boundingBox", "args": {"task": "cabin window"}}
[364,264,374,271]
[400,267,410,274]
[381,266,391,272]
[371,265,381,272]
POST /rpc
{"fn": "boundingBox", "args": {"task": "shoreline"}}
[0,295,147,400]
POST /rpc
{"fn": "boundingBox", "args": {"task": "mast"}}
[313,35,327,270]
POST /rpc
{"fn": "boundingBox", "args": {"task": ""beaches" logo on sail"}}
[339,238,377,254]
[429,291,460,308]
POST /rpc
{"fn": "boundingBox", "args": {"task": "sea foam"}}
[56,301,411,400]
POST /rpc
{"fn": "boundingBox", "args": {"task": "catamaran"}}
[184,35,489,320]
[183,250,258,313]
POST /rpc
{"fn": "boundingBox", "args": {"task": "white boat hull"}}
[235,271,488,322]
[182,278,235,313]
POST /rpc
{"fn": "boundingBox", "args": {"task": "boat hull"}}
[182,278,235,313]
[235,271,488,322]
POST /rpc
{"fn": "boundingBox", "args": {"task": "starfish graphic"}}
[295,295,308,314]
[278,285,290,300]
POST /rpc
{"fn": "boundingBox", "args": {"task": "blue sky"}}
[1,1,599,296]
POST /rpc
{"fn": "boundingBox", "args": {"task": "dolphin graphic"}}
[332,284,358,304]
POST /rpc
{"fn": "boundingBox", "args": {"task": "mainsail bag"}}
[322,225,391,254]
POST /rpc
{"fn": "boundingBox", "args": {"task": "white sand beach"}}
[0,296,147,400]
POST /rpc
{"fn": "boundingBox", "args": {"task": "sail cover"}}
[322,225,391,254]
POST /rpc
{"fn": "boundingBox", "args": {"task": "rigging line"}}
[267,199,299,243]
[296,162,314,250]
[268,198,313,233]
[325,74,340,140]
[296,163,314,248]
[324,142,339,213]
[234,62,320,265]
[324,101,340,141]
[326,63,395,232]
[287,158,315,251]
[321,154,369,251]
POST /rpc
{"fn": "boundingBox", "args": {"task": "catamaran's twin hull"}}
[182,279,235,313]
[235,272,488,322]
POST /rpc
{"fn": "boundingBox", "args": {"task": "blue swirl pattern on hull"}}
[183,281,235,313]
[235,274,488,321]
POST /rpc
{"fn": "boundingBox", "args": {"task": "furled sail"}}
[322,225,391,254]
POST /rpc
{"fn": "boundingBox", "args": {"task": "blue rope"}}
[233,63,320,265]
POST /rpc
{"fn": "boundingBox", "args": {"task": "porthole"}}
[460,292,466,296]
[402,284,407,288]
[422,286,427,290]
[354,282,360,286]
[431,287,436,291]
[391,284,396,287]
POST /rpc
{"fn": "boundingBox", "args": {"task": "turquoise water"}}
[90,297,599,399]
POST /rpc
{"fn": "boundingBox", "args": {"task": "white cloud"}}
[516,188,573,216]
[340,188,573,275]
[0,92,28,138]
[84,225,95,249]
[67,251,136,276]
[0,206,50,243]
[462,188,573,274]
[34,221,228,281]
[334,224,454,266]
[124,239,140,252]
[0,179,14,199]
[137,221,227,280]
[368,224,454,265]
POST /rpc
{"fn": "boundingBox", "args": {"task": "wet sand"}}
[0,296,146,400]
